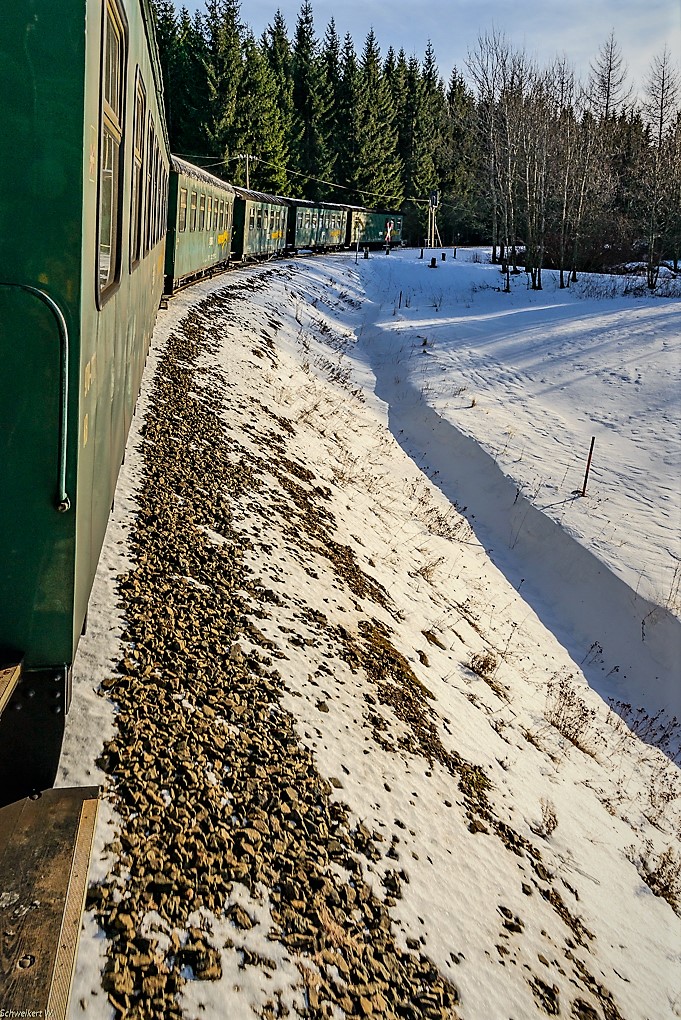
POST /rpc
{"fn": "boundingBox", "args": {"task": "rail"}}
[0,283,71,511]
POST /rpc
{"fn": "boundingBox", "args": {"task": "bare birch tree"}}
[641,47,680,288]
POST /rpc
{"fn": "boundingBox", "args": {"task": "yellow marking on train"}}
[83,413,88,447]
[217,230,230,245]
[271,231,282,240]
[83,354,97,397]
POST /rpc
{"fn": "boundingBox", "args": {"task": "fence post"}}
[581,437,596,496]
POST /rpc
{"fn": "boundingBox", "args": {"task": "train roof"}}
[233,186,289,206]
[170,155,235,192]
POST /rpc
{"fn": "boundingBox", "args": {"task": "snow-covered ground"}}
[59,250,681,1020]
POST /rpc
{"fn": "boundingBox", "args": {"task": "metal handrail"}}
[0,283,71,511]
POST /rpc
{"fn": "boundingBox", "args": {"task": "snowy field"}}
[59,250,681,1020]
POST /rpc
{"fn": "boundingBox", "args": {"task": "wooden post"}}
[581,436,595,496]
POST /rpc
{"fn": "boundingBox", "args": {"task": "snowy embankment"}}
[352,249,681,727]
[59,252,680,1020]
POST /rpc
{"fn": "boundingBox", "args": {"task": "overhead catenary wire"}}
[175,151,439,208]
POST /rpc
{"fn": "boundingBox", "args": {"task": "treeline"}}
[153,1,680,287]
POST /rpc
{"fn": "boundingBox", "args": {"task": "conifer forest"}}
[154,0,680,288]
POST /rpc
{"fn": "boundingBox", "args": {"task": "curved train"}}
[0,0,402,803]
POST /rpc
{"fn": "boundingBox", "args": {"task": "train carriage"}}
[231,187,289,261]
[346,208,404,248]
[287,200,349,252]
[0,0,169,800]
[165,156,235,293]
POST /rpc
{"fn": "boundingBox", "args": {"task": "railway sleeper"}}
[0,786,99,1020]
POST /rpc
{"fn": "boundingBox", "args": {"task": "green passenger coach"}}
[165,156,236,292]
[287,200,349,252]
[0,0,169,800]
[347,208,403,248]
[232,187,289,261]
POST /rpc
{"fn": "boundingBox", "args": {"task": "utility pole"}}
[428,189,442,249]
[237,154,252,189]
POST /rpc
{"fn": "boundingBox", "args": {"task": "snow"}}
[59,249,680,1019]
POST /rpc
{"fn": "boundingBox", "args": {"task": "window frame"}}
[97,0,127,305]
[179,187,188,232]
[129,70,145,269]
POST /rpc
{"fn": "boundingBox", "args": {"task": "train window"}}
[151,144,159,244]
[305,213,311,229]
[206,196,212,232]
[199,194,206,230]
[179,188,188,232]
[249,208,255,230]
[143,117,154,253]
[257,209,262,229]
[214,199,219,231]
[218,200,224,231]
[190,192,197,231]
[98,0,126,297]
[130,72,145,267]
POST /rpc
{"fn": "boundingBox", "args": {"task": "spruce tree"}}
[230,33,290,194]
[262,10,295,167]
[336,33,361,198]
[401,54,436,239]
[290,1,333,199]
[320,18,343,189]
[202,0,243,160]
[349,30,403,207]
[441,69,484,243]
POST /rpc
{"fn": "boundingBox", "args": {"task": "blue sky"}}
[181,0,680,94]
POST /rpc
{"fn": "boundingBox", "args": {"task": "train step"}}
[0,786,99,1019]
[0,662,22,716]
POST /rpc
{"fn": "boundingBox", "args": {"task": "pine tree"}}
[422,40,450,185]
[290,1,333,199]
[320,18,343,189]
[349,30,403,207]
[441,69,484,244]
[401,56,436,233]
[262,10,295,167]
[202,0,243,159]
[336,33,361,197]
[153,2,211,158]
[229,33,290,193]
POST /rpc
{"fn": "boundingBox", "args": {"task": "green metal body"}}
[0,0,168,673]
[348,209,404,247]
[165,156,235,292]
[288,201,348,251]
[232,188,289,260]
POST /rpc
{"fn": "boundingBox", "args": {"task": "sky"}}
[180,0,681,93]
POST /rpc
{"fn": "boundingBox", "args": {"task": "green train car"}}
[287,200,349,252]
[232,187,289,261]
[347,208,404,248]
[0,0,169,801]
[165,156,235,292]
